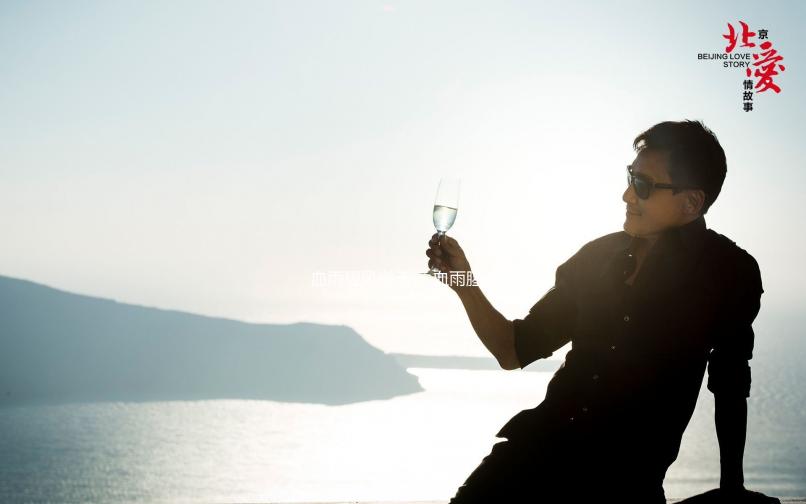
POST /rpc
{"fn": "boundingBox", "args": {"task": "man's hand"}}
[425,233,473,292]
[676,487,781,504]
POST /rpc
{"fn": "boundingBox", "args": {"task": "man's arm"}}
[426,234,517,369]
[456,271,578,371]
[427,234,584,371]
[707,250,763,499]
[715,394,747,492]
[455,251,582,370]
[456,285,518,370]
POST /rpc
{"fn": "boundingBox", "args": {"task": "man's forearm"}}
[715,394,747,490]
[455,285,515,368]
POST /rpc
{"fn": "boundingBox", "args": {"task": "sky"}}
[1,0,804,357]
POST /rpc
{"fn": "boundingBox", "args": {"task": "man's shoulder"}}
[559,230,629,271]
[704,229,759,267]
[703,229,763,289]
[578,230,631,256]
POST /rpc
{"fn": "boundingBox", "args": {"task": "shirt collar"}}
[657,214,708,256]
[613,215,709,288]
[622,215,708,256]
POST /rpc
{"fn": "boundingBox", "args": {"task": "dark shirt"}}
[495,215,764,488]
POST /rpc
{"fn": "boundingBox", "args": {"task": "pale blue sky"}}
[1,0,804,356]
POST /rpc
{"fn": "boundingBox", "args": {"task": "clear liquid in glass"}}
[433,205,458,233]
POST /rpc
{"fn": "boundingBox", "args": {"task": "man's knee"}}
[448,441,522,503]
[448,439,565,503]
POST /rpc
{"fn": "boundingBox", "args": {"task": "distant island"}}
[0,275,424,406]
[389,353,561,372]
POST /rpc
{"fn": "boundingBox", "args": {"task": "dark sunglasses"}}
[626,165,699,200]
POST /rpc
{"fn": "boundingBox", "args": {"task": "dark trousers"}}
[448,436,667,504]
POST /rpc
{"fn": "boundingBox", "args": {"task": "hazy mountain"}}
[390,353,562,372]
[0,275,423,406]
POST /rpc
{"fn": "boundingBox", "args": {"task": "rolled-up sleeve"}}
[707,252,764,398]
[513,247,583,369]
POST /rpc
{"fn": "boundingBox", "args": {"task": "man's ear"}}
[684,190,705,215]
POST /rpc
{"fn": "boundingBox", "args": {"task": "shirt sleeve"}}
[512,245,585,369]
[706,252,764,398]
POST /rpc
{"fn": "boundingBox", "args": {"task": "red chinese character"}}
[738,21,757,48]
[723,22,737,52]
[723,21,756,52]
[746,41,786,93]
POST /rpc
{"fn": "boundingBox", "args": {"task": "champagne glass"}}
[421,177,460,276]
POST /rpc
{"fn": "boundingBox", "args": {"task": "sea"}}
[1,317,804,503]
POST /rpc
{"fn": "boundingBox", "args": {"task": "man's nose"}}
[622,184,638,205]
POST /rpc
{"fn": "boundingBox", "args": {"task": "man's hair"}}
[632,120,727,215]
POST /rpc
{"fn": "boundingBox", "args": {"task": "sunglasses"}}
[626,165,699,200]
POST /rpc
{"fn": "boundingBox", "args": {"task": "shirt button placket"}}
[614,312,630,352]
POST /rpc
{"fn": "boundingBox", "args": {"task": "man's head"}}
[622,120,727,238]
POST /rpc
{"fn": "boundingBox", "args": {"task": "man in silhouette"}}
[426,120,779,503]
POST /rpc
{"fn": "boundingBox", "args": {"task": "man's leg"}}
[448,439,522,503]
[448,437,566,503]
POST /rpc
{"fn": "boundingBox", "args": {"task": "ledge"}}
[265,500,806,504]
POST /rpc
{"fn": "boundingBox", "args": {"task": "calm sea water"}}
[1,318,804,502]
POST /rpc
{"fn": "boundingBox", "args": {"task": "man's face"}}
[622,149,693,238]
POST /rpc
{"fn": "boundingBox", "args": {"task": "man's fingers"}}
[442,238,463,257]
[429,234,461,260]
[426,250,444,262]
[442,235,461,251]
